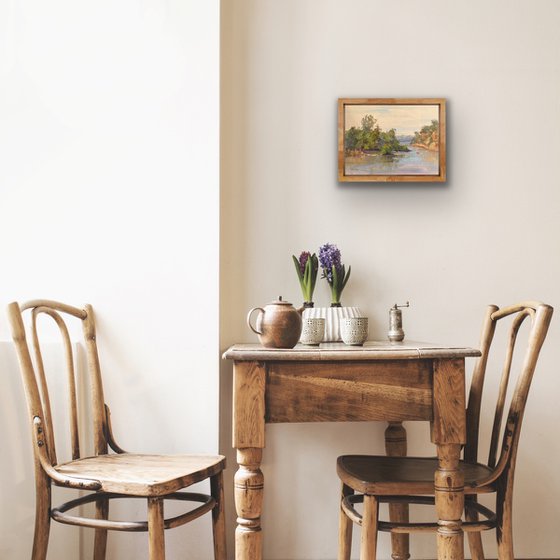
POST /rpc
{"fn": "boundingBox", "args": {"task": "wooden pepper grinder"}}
[388,301,409,342]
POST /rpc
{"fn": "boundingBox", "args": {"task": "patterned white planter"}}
[302,306,363,342]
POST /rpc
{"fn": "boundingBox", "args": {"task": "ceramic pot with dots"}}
[300,317,325,345]
[341,317,368,346]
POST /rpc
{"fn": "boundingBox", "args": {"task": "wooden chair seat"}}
[337,455,494,495]
[55,453,226,496]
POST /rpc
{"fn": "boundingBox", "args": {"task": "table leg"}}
[233,361,266,560]
[234,448,264,560]
[432,358,466,560]
[435,443,464,560]
[385,422,410,560]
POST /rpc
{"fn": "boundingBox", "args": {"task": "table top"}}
[223,341,480,361]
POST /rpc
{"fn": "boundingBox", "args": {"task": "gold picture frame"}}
[338,98,446,183]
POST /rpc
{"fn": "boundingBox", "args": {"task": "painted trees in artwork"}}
[412,120,439,151]
[344,114,409,156]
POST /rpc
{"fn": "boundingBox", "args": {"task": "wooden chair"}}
[337,301,553,560]
[7,300,227,560]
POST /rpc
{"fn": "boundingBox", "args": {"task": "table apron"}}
[265,359,434,423]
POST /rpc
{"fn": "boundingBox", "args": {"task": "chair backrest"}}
[464,302,553,480]
[7,300,109,468]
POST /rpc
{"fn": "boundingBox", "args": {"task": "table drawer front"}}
[265,360,433,423]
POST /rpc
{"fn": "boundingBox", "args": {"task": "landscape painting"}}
[338,98,446,183]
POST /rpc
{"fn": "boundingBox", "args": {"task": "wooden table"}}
[223,341,480,560]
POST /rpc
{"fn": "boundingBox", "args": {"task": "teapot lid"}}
[271,296,292,306]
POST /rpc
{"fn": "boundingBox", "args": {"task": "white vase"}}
[302,306,363,342]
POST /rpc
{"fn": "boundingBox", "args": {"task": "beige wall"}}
[220,0,560,558]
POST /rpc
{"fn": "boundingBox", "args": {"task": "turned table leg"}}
[435,444,464,560]
[385,421,410,560]
[235,448,264,560]
[432,359,466,560]
[232,361,266,560]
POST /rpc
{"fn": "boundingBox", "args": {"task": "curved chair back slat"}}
[465,302,553,479]
[8,300,108,467]
[487,309,529,468]
[83,303,109,455]
[464,304,498,464]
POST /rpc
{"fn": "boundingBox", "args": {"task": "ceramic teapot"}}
[247,296,302,348]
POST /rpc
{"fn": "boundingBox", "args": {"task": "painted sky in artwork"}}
[345,104,439,136]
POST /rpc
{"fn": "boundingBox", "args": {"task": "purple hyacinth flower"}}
[319,243,342,283]
[299,251,311,276]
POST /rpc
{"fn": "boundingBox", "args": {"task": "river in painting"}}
[345,139,439,176]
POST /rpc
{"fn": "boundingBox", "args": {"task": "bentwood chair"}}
[8,300,226,560]
[337,301,553,560]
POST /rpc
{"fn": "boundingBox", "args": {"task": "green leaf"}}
[342,265,351,291]
[303,259,311,300]
[309,254,318,294]
[331,264,338,287]
[303,258,310,284]
[331,265,340,303]
[292,255,303,281]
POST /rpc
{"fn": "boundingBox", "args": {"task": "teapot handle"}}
[247,307,265,335]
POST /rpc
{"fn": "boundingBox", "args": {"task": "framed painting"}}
[338,98,446,183]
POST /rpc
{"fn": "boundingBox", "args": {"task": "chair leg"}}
[210,472,227,560]
[31,473,51,560]
[496,482,514,560]
[360,495,379,560]
[385,421,410,560]
[465,496,485,560]
[148,497,166,560]
[93,495,110,560]
[338,483,354,560]
[388,502,410,560]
